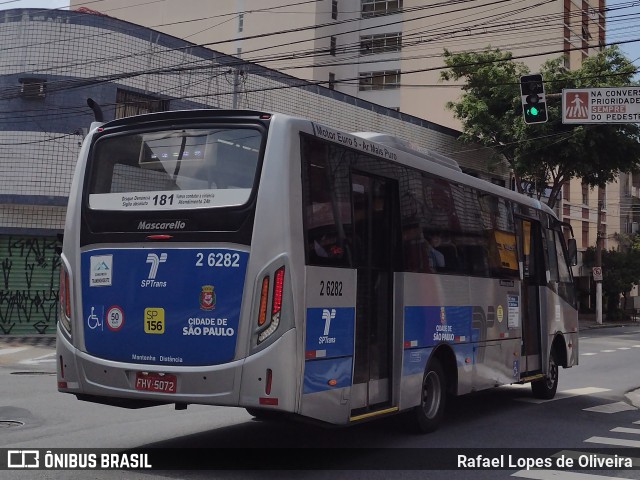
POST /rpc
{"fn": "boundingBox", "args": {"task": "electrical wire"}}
[0,2,636,128]
[0,0,630,85]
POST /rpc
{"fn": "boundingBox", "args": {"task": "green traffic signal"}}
[520,74,548,124]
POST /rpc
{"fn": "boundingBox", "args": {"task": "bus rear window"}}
[88,128,262,211]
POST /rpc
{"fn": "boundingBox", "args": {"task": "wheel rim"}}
[546,356,558,389]
[422,370,442,419]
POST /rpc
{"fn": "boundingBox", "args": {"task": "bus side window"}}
[545,228,560,290]
[462,244,490,277]
[551,230,576,305]
[434,239,460,272]
[301,136,352,267]
[401,223,427,272]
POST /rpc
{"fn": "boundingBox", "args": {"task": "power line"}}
[0,0,628,86]
[0,2,635,123]
[0,0,537,73]
[0,36,637,128]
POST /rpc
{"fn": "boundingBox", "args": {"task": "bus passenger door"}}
[516,218,543,374]
[350,172,398,416]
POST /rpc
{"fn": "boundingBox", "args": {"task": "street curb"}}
[580,322,639,330]
[625,389,640,409]
[0,335,56,347]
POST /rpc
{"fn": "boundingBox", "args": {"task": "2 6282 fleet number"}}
[320,280,342,296]
[195,252,240,267]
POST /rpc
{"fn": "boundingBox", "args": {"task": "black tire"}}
[414,358,446,433]
[531,349,559,400]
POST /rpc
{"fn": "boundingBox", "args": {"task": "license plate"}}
[134,372,177,393]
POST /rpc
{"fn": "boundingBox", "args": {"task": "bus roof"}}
[92,109,557,220]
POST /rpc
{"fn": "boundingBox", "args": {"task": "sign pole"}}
[595,192,604,324]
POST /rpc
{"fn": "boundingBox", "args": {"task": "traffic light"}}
[520,74,547,124]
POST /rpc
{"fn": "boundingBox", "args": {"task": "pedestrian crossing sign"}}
[563,87,640,124]
[564,91,589,121]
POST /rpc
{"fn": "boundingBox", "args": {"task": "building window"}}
[582,221,589,248]
[329,72,336,90]
[238,13,244,32]
[598,186,606,209]
[359,70,401,91]
[115,89,168,119]
[361,0,402,18]
[19,77,46,99]
[562,182,570,201]
[360,33,401,55]
[330,36,337,56]
[332,0,338,20]
[581,183,589,204]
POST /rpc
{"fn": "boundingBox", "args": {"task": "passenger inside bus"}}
[424,233,445,271]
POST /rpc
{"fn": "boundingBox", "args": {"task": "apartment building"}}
[72,0,605,130]
[74,1,618,306]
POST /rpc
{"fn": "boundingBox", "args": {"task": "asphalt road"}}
[1,325,639,480]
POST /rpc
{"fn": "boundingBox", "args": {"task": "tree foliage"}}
[440,46,640,209]
[583,244,640,318]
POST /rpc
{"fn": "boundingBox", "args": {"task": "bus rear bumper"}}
[56,327,243,407]
[56,327,299,411]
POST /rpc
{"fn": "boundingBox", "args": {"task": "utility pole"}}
[595,187,604,325]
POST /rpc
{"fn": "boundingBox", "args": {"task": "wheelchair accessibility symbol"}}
[87,306,103,331]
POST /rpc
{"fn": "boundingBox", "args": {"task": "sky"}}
[4,0,640,75]
[609,0,640,65]
[1,0,70,9]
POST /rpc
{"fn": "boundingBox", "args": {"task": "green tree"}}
[583,246,640,319]
[440,46,640,209]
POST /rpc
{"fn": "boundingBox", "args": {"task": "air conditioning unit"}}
[19,78,46,99]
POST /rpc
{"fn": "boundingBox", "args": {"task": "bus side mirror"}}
[567,238,577,266]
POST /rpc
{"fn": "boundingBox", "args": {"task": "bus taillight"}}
[272,267,285,315]
[258,276,269,326]
[265,368,273,395]
[59,266,72,335]
[257,266,285,344]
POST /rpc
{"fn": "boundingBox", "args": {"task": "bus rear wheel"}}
[531,349,559,400]
[414,358,446,433]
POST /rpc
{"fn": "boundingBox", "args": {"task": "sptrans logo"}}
[142,253,167,288]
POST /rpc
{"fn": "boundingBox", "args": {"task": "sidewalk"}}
[578,313,640,330]
[0,334,56,347]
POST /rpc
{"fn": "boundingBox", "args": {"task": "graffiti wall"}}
[0,235,60,335]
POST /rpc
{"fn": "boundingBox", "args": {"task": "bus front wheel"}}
[531,349,559,400]
[414,358,446,433]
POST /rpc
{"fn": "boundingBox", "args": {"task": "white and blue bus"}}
[57,110,578,432]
